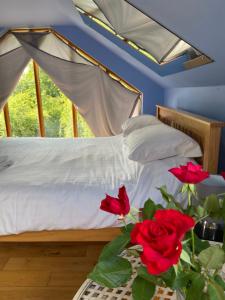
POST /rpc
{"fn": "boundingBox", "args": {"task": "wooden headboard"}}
[156,105,225,174]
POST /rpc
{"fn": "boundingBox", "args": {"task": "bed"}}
[0,105,224,242]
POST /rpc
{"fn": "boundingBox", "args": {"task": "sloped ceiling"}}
[0,0,83,27]
[0,0,166,88]
[0,0,225,88]
[128,0,225,87]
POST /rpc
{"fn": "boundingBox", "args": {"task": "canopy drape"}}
[0,31,140,136]
[74,0,191,63]
[0,33,30,108]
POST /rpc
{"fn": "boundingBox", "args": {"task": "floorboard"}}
[0,242,105,300]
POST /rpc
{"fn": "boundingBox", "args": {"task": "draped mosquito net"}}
[74,0,193,64]
[0,31,140,136]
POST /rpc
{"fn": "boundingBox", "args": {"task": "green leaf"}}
[157,186,175,204]
[214,275,225,290]
[201,294,210,300]
[199,246,225,270]
[185,206,196,217]
[188,183,197,195]
[167,202,179,209]
[99,233,130,261]
[142,199,157,220]
[180,249,193,266]
[121,223,134,234]
[155,203,164,210]
[186,273,205,300]
[173,271,193,289]
[208,280,225,300]
[88,256,132,288]
[193,232,210,254]
[132,276,156,300]
[195,205,205,218]
[160,267,176,288]
[173,264,178,276]
[181,183,189,194]
[204,194,221,218]
[222,197,225,221]
[137,266,162,285]
[222,198,225,251]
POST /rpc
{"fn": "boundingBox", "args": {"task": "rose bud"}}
[221,172,225,180]
[100,185,130,217]
[169,162,209,184]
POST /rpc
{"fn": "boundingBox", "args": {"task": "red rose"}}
[221,172,225,180]
[100,186,130,216]
[131,209,195,275]
[169,162,209,184]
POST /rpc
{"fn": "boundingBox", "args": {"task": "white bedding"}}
[0,136,190,235]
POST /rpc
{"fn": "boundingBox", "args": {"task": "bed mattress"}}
[0,136,190,235]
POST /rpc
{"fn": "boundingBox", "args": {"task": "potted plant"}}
[89,163,225,300]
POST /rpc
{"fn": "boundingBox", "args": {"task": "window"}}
[0,61,94,138]
[8,61,39,137]
[73,0,212,67]
[0,111,6,137]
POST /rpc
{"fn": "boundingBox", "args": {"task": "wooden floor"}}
[0,242,106,300]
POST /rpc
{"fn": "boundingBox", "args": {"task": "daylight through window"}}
[0,61,94,138]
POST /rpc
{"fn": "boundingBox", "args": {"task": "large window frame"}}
[1,28,141,138]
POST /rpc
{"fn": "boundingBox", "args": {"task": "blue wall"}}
[54,25,164,115]
[53,26,225,172]
[164,86,225,172]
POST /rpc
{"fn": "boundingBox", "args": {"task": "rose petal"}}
[100,195,124,215]
[169,162,209,184]
[141,242,182,275]
[154,209,195,240]
[118,186,130,215]
[221,172,225,180]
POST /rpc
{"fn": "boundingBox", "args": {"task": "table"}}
[73,248,177,300]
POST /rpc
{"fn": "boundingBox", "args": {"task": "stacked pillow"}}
[122,115,202,164]
[122,114,161,136]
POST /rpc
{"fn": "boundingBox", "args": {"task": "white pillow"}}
[121,115,161,137]
[124,123,202,164]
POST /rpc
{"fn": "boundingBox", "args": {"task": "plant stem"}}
[120,217,127,230]
[187,189,192,207]
[196,214,209,223]
[191,229,195,258]
[188,186,195,258]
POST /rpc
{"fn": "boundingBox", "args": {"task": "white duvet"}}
[0,136,190,235]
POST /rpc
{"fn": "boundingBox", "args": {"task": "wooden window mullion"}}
[72,104,78,138]
[3,103,11,137]
[33,61,45,137]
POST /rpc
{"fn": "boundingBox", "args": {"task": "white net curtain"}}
[74,0,192,64]
[0,31,140,136]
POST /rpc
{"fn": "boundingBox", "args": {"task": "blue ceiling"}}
[1,0,225,89]
[128,0,225,88]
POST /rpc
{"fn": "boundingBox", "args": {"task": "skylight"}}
[73,0,211,67]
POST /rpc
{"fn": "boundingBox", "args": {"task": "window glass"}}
[8,61,39,137]
[0,111,6,137]
[1,61,94,138]
[78,113,94,138]
[39,67,94,138]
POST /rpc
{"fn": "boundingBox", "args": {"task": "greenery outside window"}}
[0,61,94,138]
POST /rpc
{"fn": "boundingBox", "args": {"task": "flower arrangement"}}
[88,162,225,300]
